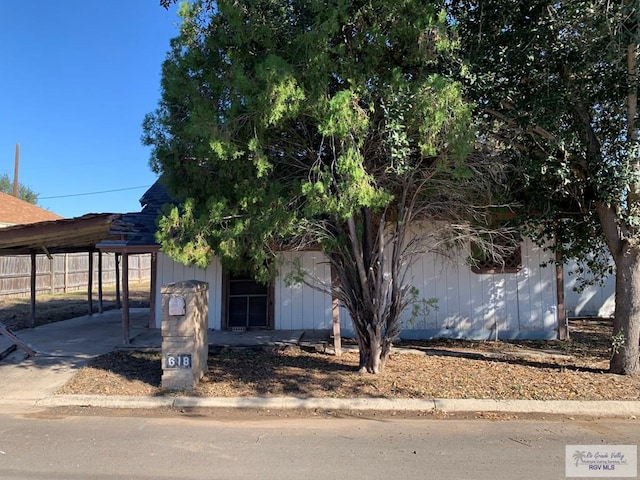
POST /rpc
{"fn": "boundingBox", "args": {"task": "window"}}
[470,239,523,274]
[223,271,272,329]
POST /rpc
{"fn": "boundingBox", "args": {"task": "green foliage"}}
[155,201,214,269]
[611,328,626,360]
[0,173,38,204]
[145,0,475,279]
[450,1,640,373]
[407,285,439,327]
[283,256,306,288]
[450,0,639,271]
[145,0,507,372]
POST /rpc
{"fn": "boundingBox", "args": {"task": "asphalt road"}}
[0,408,638,480]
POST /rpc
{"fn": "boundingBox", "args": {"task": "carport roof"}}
[0,213,122,256]
[0,179,173,256]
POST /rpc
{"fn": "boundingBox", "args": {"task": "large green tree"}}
[451,1,639,374]
[0,173,38,204]
[147,0,509,373]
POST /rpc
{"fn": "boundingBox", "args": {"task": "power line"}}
[39,185,151,200]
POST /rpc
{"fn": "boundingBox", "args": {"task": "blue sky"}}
[0,1,180,218]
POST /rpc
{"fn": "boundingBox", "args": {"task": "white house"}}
[152,237,560,340]
[564,259,615,318]
[108,180,562,340]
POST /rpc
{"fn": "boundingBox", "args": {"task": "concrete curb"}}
[36,395,175,409]
[33,395,640,417]
[433,399,640,417]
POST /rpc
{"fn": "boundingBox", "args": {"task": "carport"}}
[0,213,159,344]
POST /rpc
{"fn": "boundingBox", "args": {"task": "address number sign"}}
[165,353,192,369]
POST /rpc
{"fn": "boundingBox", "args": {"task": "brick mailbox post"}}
[161,280,209,390]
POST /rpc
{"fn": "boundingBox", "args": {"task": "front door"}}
[224,272,272,329]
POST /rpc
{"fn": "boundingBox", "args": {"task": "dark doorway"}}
[224,272,272,329]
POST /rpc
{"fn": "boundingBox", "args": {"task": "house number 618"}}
[166,354,191,368]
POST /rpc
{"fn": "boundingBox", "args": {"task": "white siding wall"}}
[564,259,615,317]
[275,251,333,331]
[155,237,558,339]
[155,253,223,329]
[393,238,557,340]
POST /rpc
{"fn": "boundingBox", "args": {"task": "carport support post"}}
[149,251,158,329]
[556,249,569,340]
[330,264,342,356]
[115,253,121,309]
[122,252,130,344]
[98,251,103,314]
[87,250,94,316]
[30,252,36,328]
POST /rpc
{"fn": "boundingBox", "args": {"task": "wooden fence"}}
[0,252,151,298]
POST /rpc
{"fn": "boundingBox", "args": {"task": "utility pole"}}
[13,143,20,197]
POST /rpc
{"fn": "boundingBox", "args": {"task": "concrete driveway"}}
[0,308,152,407]
[0,309,308,409]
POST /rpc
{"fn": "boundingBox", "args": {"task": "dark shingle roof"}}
[97,178,177,249]
[139,178,175,211]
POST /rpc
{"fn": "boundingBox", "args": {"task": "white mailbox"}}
[168,295,186,316]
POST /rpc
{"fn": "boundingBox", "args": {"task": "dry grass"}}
[57,318,640,401]
[12,282,633,401]
[0,282,150,330]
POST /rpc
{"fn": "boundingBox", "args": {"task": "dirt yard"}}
[2,286,636,402]
[57,317,640,401]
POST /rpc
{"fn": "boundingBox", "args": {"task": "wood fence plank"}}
[0,253,150,298]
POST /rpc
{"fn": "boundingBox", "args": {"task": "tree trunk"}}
[333,208,405,375]
[610,22,640,375]
[357,325,389,374]
[610,244,640,375]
